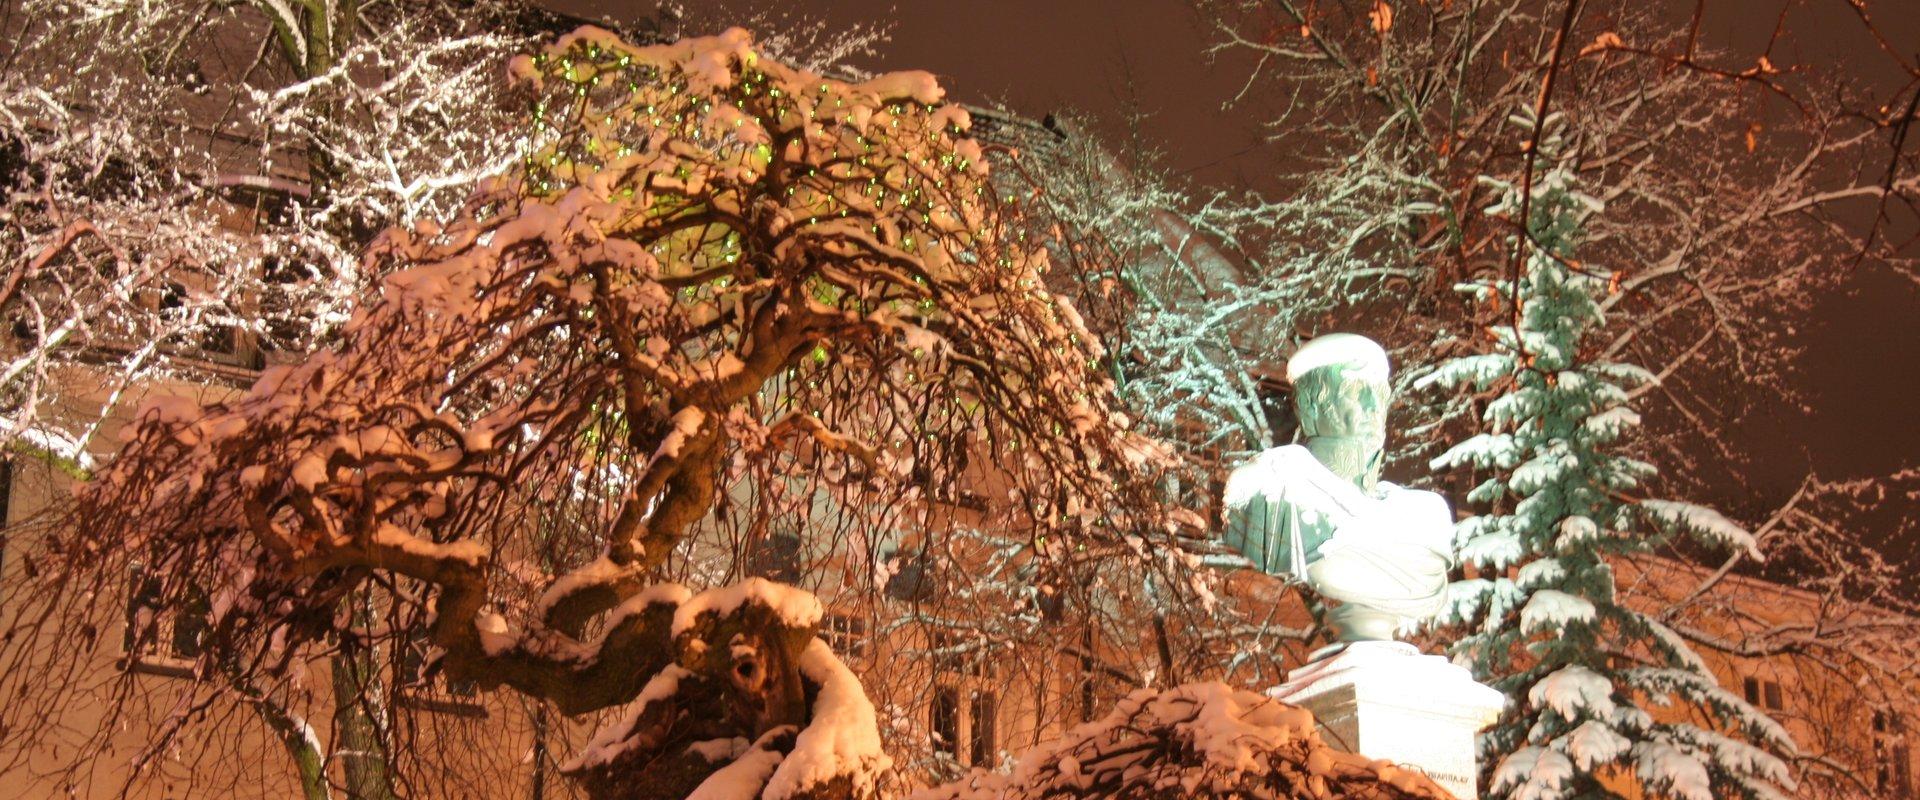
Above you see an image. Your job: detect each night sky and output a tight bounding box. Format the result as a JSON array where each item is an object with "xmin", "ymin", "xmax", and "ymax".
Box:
[{"xmin": 553, "ymin": 0, "xmax": 1918, "ymax": 532}]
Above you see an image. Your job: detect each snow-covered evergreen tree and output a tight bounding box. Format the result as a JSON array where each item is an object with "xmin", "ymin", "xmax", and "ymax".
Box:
[{"xmin": 1418, "ymin": 113, "xmax": 1796, "ymax": 800}]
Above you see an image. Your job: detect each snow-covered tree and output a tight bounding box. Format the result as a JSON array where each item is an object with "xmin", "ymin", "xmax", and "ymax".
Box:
[
  {"xmin": 3, "ymin": 5, "xmax": 927, "ymax": 796},
  {"xmin": 1418, "ymin": 117, "xmax": 1796, "ymax": 800},
  {"xmin": 965, "ymin": 108, "xmax": 1374, "ymax": 716},
  {"xmin": 1, "ymin": 2, "xmax": 577, "ymax": 796},
  {"xmin": 0, "ymin": 0, "xmax": 551, "ymax": 465},
  {"xmin": 1006, "ymin": 114, "xmax": 1273, "ymax": 457},
  {"xmin": 2, "ymin": 26, "xmax": 1183, "ymax": 800}
]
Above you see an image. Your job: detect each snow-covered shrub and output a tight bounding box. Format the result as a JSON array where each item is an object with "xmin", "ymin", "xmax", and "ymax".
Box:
[{"xmin": 915, "ymin": 683, "xmax": 1450, "ymax": 800}]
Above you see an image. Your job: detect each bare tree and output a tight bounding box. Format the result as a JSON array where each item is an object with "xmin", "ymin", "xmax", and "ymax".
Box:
[{"xmin": 1184, "ymin": 0, "xmax": 1916, "ymax": 485}]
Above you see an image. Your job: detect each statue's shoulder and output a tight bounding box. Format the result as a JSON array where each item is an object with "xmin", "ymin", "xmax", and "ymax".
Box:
[
  {"xmin": 1229, "ymin": 445, "xmax": 1317, "ymax": 479},
  {"xmin": 1254, "ymin": 443, "xmax": 1316, "ymax": 468},
  {"xmin": 1375, "ymin": 482, "xmax": 1456, "ymax": 554},
  {"xmin": 1223, "ymin": 445, "xmax": 1320, "ymax": 508},
  {"xmin": 1376, "ymin": 481, "xmax": 1451, "ymax": 515}
]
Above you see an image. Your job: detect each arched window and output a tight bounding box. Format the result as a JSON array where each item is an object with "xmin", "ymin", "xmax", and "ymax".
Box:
[
  {"xmin": 930, "ymin": 687, "xmax": 960, "ymax": 759},
  {"xmin": 122, "ymin": 565, "xmax": 209, "ymax": 675},
  {"xmin": 969, "ymin": 691, "xmax": 997, "ymax": 767}
]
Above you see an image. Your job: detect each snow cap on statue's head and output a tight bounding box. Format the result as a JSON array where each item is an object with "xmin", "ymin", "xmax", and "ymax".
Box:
[{"xmin": 1286, "ymin": 333, "xmax": 1390, "ymax": 386}]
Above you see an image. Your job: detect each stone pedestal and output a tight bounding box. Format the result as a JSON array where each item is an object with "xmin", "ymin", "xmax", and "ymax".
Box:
[{"xmin": 1269, "ymin": 642, "xmax": 1506, "ymax": 799}]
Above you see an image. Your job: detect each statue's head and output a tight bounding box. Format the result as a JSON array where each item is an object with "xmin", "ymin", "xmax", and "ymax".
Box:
[{"xmin": 1286, "ymin": 334, "xmax": 1390, "ymax": 490}]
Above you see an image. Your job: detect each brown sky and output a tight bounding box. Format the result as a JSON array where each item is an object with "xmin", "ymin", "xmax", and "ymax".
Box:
[{"xmin": 552, "ymin": 0, "xmax": 1918, "ymax": 535}]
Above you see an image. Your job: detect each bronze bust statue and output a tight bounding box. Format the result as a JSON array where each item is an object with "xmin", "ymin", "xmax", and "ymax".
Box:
[{"xmin": 1222, "ymin": 334, "xmax": 1456, "ymax": 642}]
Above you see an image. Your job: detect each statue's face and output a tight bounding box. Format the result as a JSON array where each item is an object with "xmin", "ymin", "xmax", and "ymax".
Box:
[
  {"xmin": 1292, "ymin": 364, "xmax": 1389, "ymax": 485},
  {"xmin": 1292, "ymin": 364, "xmax": 1389, "ymax": 437}
]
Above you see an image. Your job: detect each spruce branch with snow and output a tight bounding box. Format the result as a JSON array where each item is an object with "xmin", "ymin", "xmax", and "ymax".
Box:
[
  {"xmin": 1637, "ymin": 467, "xmax": 1920, "ymax": 798},
  {"xmin": 1420, "ymin": 117, "xmax": 1795, "ymax": 800}
]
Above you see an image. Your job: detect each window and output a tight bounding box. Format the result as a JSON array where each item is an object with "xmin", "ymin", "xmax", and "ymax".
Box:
[
  {"xmin": 969, "ymin": 691, "xmax": 997, "ymax": 767},
  {"xmin": 929, "ymin": 630, "xmax": 990, "ymax": 679},
  {"xmin": 152, "ymin": 280, "xmax": 260, "ymax": 370},
  {"xmin": 930, "ymin": 688, "xmax": 959, "ymax": 759},
  {"xmin": 123, "ymin": 568, "xmax": 209, "ymax": 674},
  {"xmin": 138, "ymin": 234, "xmax": 289, "ymax": 373},
  {"xmin": 214, "ymin": 176, "xmax": 304, "ymax": 233},
  {"xmin": 260, "ymin": 256, "xmax": 316, "ymax": 352},
  {"xmin": 935, "ymin": 488, "xmax": 989, "ymax": 512},
  {"xmin": 1876, "ymin": 711, "xmax": 1911, "ymax": 794},
  {"xmin": 884, "ymin": 548, "xmax": 934, "ymax": 603},
  {"xmin": 820, "ymin": 614, "xmax": 869, "ymax": 659},
  {"xmin": 915, "ymin": 466, "xmax": 986, "ymax": 512},
  {"xmin": 746, "ymin": 532, "xmax": 803, "ymax": 583},
  {"xmin": 1742, "ymin": 676, "xmax": 1783, "ymax": 711}
]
